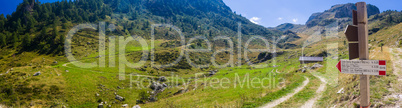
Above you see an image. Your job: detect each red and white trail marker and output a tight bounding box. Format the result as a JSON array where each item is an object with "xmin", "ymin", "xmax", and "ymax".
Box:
[{"xmin": 336, "ymin": 60, "xmax": 387, "ymax": 75}]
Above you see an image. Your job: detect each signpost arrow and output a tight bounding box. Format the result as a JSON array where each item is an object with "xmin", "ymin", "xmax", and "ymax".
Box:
[{"xmin": 336, "ymin": 60, "xmax": 387, "ymax": 76}]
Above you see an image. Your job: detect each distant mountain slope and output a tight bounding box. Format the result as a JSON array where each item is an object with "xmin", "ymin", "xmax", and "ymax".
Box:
[
  {"xmin": 274, "ymin": 3, "xmax": 380, "ymax": 34},
  {"xmin": 368, "ymin": 10, "xmax": 402, "ymax": 35},
  {"xmin": 275, "ymin": 23, "xmax": 305, "ymax": 32},
  {"xmin": 0, "ymin": 0, "xmax": 282, "ymax": 55},
  {"xmin": 306, "ymin": 3, "xmax": 379, "ymax": 28},
  {"xmin": 369, "ymin": 22, "xmax": 402, "ymax": 47}
]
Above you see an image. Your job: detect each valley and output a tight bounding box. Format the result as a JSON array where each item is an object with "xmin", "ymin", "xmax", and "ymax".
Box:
[{"xmin": 0, "ymin": 0, "xmax": 401, "ymax": 108}]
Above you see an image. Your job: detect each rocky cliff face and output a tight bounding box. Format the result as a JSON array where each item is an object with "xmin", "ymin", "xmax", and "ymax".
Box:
[{"xmin": 306, "ymin": 3, "xmax": 380, "ymax": 28}]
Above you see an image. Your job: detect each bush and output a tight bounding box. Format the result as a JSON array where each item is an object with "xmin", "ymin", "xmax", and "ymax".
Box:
[{"xmin": 138, "ymin": 90, "xmax": 150, "ymax": 104}]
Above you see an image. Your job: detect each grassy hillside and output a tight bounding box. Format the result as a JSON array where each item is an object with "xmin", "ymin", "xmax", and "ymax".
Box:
[{"xmin": 0, "ymin": 0, "xmax": 401, "ymax": 108}]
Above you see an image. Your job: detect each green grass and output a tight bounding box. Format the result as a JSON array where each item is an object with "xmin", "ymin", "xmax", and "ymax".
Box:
[{"xmin": 275, "ymin": 73, "xmax": 319, "ymax": 108}]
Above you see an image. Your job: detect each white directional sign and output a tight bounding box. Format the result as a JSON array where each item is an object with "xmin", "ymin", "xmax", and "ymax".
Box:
[{"xmin": 336, "ymin": 59, "xmax": 386, "ymax": 75}]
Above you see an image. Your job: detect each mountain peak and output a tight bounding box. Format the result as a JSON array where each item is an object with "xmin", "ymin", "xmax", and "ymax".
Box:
[{"xmin": 306, "ymin": 3, "xmax": 380, "ymax": 27}]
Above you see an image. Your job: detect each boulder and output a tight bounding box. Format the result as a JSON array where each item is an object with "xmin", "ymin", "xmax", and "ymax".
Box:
[
  {"xmin": 208, "ymin": 70, "xmax": 216, "ymax": 76},
  {"xmin": 149, "ymin": 97, "xmax": 157, "ymax": 102},
  {"xmin": 132, "ymin": 105, "xmax": 141, "ymax": 108},
  {"xmin": 162, "ymin": 83, "xmax": 168, "ymax": 87},
  {"xmin": 122, "ymin": 104, "xmax": 128, "ymax": 107},
  {"xmin": 115, "ymin": 95, "xmax": 124, "ymax": 101},
  {"xmin": 150, "ymin": 82, "xmax": 163, "ymax": 91},
  {"xmin": 158, "ymin": 76, "xmax": 167, "ymax": 82},
  {"xmin": 98, "ymin": 102, "xmax": 104, "ymax": 108},
  {"xmin": 33, "ymin": 71, "xmax": 41, "ymax": 76},
  {"xmin": 310, "ymin": 63, "xmax": 323, "ymax": 69}
]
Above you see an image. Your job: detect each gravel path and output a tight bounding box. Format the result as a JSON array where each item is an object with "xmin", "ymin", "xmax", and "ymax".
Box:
[
  {"xmin": 301, "ymin": 74, "xmax": 327, "ymax": 108},
  {"xmin": 260, "ymin": 76, "xmax": 310, "ymax": 108}
]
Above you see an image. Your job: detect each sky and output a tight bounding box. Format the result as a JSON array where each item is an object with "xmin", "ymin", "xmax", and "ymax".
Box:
[
  {"xmin": 0, "ymin": 0, "xmax": 61, "ymax": 17},
  {"xmin": 1, "ymin": 0, "xmax": 401, "ymax": 27},
  {"xmin": 223, "ymin": 0, "xmax": 402, "ymax": 27}
]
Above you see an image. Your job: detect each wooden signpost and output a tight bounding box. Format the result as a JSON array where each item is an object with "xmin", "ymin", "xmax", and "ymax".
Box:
[
  {"xmin": 336, "ymin": 60, "xmax": 386, "ymax": 75},
  {"xmin": 340, "ymin": 2, "xmax": 388, "ymax": 108}
]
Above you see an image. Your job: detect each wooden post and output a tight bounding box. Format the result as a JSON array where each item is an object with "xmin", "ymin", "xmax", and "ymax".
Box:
[{"xmin": 356, "ymin": 2, "xmax": 370, "ymax": 108}]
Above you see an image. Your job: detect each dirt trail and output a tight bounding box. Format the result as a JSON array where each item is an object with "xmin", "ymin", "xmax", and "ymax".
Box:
[
  {"xmin": 387, "ymin": 48, "xmax": 402, "ymax": 108},
  {"xmin": 301, "ymin": 74, "xmax": 327, "ymax": 108},
  {"xmin": 260, "ymin": 76, "xmax": 310, "ymax": 108}
]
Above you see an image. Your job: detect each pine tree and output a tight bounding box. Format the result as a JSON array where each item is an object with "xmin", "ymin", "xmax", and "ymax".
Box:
[
  {"xmin": 12, "ymin": 33, "xmax": 18, "ymax": 48},
  {"xmin": 53, "ymin": 24, "xmax": 59, "ymax": 45},
  {"xmin": 22, "ymin": 34, "xmax": 31, "ymax": 48},
  {"xmin": 59, "ymin": 35, "xmax": 65, "ymax": 45},
  {"xmin": 0, "ymin": 33, "xmax": 6, "ymax": 47}
]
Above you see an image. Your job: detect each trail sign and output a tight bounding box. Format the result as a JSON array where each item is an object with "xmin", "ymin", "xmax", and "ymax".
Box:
[
  {"xmin": 336, "ymin": 60, "xmax": 386, "ymax": 75},
  {"xmin": 343, "ymin": 2, "xmax": 372, "ymax": 107}
]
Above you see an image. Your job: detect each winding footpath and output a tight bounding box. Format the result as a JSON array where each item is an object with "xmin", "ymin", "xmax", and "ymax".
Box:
[
  {"xmin": 260, "ymin": 76, "xmax": 310, "ymax": 108},
  {"xmin": 389, "ymin": 48, "xmax": 402, "ymax": 107},
  {"xmin": 301, "ymin": 74, "xmax": 327, "ymax": 108}
]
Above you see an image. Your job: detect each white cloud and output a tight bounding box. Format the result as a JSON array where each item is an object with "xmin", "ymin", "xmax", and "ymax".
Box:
[
  {"xmin": 292, "ymin": 18, "xmax": 298, "ymax": 23},
  {"xmin": 278, "ymin": 17, "xmax": 283, "ymax": 20},
  {"xmin": 249, "ymin": 17, "xmax": 261, "ymax": 24}
]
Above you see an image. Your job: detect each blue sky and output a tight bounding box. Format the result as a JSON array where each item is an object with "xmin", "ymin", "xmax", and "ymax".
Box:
[
  {"xmin": 223, "ymin": 0, "xmax": 402, "ymax": 27},
  {"xmin": 1, "ymin": 0, "xmax": 401, "ymax": 27},
  {"xmin": 0, "ymin": 0, "xmax": 61, "ymax": 17}
]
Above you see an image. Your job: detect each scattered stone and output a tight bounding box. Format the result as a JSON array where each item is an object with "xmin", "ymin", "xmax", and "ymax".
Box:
[
  {"xmin": 158, "ymin": 76, "xmax": 167, "ymax": 82},
  {"xmin": 115, "ymin": 95, "xmax": 124, "ymax": 101},
  {"xmin": 122, "ymin": 104, "xmax": 128, "ymax": 107},
  {"xmin": 10, "ymin": 68, "xmax": 13, "ymax": 71},
  {"xmin": 65, "ymin": 70, "xmax": 69, "ymax": 72},
  {"xmin": 301, "ymin": 69, "xmax": 306, "ymax": 73},
  {"xmin": 98, "ymin": 102, "xmax": 104, "ymax": 108},
  {"xmin": 150, "ymin": 82, "xmax": 163, "ymax": 91},
  {"xmin": 33, "ymin": 71, "xmax": 41, "ymax": 76},
  {"xmin": 310, "ymin": 63, "xmax": 323, "ymax": 69},
  {"xmin": 208, "ymin": 70, "xmax": 217, "ymax": 76},
  {"xmin": 337, "ymin": 88, "xmax": 344, "ymax": 94},
  {"xmin": 149, "ymin": 97, "xmax": 157, "ymax": 102},
  {"xmin": 54, "ymin": 61, "xmax": 58, "ymax": 64},
  {"xmin": 136, "ymin": 100, "xmax": 144, "ymax": 104},
  {"xmin": 117, "ymin": 86, "xmax": 121, "ymax": 89},
  {"xmin": 96, "ymin": 93, "xmax": 100, "ymax": 97},
  {"xmin": 132, "ymin": 105, "xmax": 141, "ymax": 108},
  {"xmin": 108, "ymin": 105, "xmax": 111, "ymax": 108},
  {"xmin": 162, "ymin": 83, "xmax": 168, "ymax": 87}
]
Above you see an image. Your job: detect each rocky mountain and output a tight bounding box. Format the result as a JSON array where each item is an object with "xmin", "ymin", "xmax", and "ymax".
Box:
[
  {"xmin": 274, "ymin": 23, "xmax": 305, "ymax": 32},
  {"xmin": 275, "ymin": 3, "xmax": 380, "ymax": 33},
  {"xmin": 306, "ymin": 3, "xmax": 380, "ymax": 28}
]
